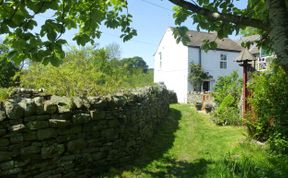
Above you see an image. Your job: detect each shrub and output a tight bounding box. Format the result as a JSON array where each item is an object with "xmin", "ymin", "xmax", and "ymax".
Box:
[
  {"xmin": 219, "ymin": 140, "xmax": 288, "ymax": 178},
  {"xmin": 19, "ymin": 48, "xmax": 153, "ymax": 97},
  {"xmin": 0, "ymin": 88, "xmax": 12, "ymax": 101},
  {"xmin": 213, "ymin": 107, "xmax": 241, "ymax": 126},
  {"xmin": 189, "ymin": 63, "xmax": 211, "ymax": 91},
  {"xmin": 248, "ymin": 61, "xmax": 288, "ymax": 154},
  {"xmin": 0, "ymin": 43, "xmax": 19, "ymax": 88},
  {"xmin": 213, "ymin": 71, "xmax": 242, "ymax": 106},
  {"xmin": 20, "ymin": 61, "xmax": 105, "ymax": 96},
  {"xmin": 269, "ymin": 133, "xmax": 288, "ymax": 154},
  {"xmin": 213, "ymin": 94, "xmax": 241, "ymax": 125},
  {"xmin": 212, "ymin": 72, "xmax": 242, "ymax": 125}
]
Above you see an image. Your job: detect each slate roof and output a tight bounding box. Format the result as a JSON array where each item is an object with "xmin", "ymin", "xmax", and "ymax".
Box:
[{"xmin": 185, "ymin": 30, "xmax": 243, "ymax": 52}]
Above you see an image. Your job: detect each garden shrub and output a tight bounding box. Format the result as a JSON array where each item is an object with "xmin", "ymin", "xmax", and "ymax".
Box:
[
  {"xmin": 0, "ymin": 43, "xmax": 19, "ymax": 88},
  {"xmin": 213, "ymin": 94, "xmax": 242, "ymax": 125},
  {"xmin": 248, "ymin": 61, "xmax": 288, "ymax": 154},
  {"xmin": 0, "ymin": 58, "xmax": 18, "ymax": 88},
  {"xmin": 20, "ymin": 61, "xmax": 105, "ymax": 96},
  {"xmin": 219, "ymin": 139, "xmax": 288, "ymax": 178},
  {"xmin": 212, "ymin": 72, "xmax": 242, "ymax": 125},
  {"xmin": 19, "ymin": 48, "xmax": 154, "ymax": 97},
  {"xmin": 189, "ymin": 63, "xmax": 211, "ymax": 91},
  {"xmin": 213, "ymin": 71, "xmax": 242, "ymax": 106},
  {"xmin": 0, "ymin": 87, "xmax": 12, "ymax": 101}
]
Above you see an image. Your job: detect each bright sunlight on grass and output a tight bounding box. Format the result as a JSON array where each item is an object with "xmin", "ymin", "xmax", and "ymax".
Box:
[{"xmin": 99, "ymin": 104, "xmax": 288, "ymax": 178}]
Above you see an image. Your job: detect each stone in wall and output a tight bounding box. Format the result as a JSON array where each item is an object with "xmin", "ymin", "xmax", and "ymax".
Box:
[{"xmin": 0, "ymin": 84, "xmax": 176, "ymax": 177}]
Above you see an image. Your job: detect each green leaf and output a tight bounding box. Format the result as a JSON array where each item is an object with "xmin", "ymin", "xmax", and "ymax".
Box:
[
  {"xmin": 73, "ymin": 33, "xmax": 90, "ymax": 46},
  {"xmin": 172, "ymin": 26, "xmax": 190, "ymax": 45},
  {"xmin": 0, "ymin": 24, "xmax": 9, "ymax": 34},
  {"xmin": 12, "ymin": 39, "xmax": 27, "ymax": 49},
  {"xmin": 7, "ymin": 50, "xmax": 18, "ymax": 59},
  {"xmin": 173, "ymin": 6, "xmax": 192, "ymax": 25},
  {"xmin": 50, "ymin": 56, "xmax": 61, "ymax": 66},
  {"xmin": 47, "ymin": 30, "xmax": 57, "ymax": 41},
  {"xmin": 0, "ymin": 0, "xmax": 135, "ymax": 65},
  {"xmin": 10, "ymin": 52, "xmax": 26, "ymax": 66},
  {"xmin": 56, "ymin": 39, "xmax": 67, "ymax": 45},
  {"xmin": 26, "ymin": 20, "xmax": 37, "ymax": 30}
]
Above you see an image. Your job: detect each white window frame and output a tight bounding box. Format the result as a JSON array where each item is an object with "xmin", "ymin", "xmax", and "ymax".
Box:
[{"xmin": 220, "ymin": 54, "xmax": 227, "ymax": 69}]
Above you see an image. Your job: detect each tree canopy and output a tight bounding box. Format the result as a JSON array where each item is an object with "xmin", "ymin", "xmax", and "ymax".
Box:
[
  {"xmin": 0, "ymin": 0, "xmax": 136, "ymax": 66},
  {"xmin": 1, "ymin": 0, "xmax": 288, "ymax": 72},
  {"xmin": 121, "ymin": 56, "xmax": 148, "ymax": 73},
  {"xmin": 19, "ymin": 47, "xmax": 153, "ymax": 96},
  {"xmin": 170, "ymin": 0, "xmax": 288, "ymax": 72},
  {"xmin": 0, "ymin": 43, "xmax": 18, "ymax": 87}
]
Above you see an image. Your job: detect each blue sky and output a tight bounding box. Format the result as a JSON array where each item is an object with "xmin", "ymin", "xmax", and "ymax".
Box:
[
  {"xmin": 54, "ymin": 0, "xmax": 193, "ymax": 68},
  {"xmin": 37, "ymin": 0, "xmax": 247, "ymax": 68},
  {"xmin": 97, "ymin": 0, "xmax": 191, "ymax": 68},
  {"xmin": 96, "ymin": 0, "xmax": 247, "ymax": 68}
]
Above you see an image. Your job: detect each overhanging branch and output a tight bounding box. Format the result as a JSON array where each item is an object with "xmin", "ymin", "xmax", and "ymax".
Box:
[{"xmin": 168, "ymin": 0, "xmax": 270, "ymax": 31}]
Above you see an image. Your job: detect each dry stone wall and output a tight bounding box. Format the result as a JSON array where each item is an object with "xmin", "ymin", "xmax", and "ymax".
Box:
[{"xmin": 0, "ymin": 85, "xmax": 177, "ymax": 178}]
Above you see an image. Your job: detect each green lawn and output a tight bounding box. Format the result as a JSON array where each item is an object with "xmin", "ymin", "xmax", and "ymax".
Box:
[{"xmin": 100, "ymin": 104, "xmax": 288, "ymax": 178}]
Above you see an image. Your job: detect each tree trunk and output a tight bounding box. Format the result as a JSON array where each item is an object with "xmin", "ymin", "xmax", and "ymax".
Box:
[{"xmin": 267, "ymin": 0, "xmax": 288, "ymax": 72}]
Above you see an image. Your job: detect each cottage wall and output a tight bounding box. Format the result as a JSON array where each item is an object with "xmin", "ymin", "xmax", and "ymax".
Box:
[
  {"xmin": 154, "ymin": 28, "xmax": 189, "ymax": 103},
  {"xmin": 154, "ymin": 28, "xmax": 243, "ymax": 103},
  {"xmin": 188, "ymin": 47, "xmax": 242, "ymax": 92}
]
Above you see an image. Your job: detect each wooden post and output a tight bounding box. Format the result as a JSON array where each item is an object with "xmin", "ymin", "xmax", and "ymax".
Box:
[
  {"xmin": 243, "ymin": 61, "xmax": 248, "ymax": 117},
  {"xmin": 235, "ymin": 48, "xmax": 255, "ymax": 118}
]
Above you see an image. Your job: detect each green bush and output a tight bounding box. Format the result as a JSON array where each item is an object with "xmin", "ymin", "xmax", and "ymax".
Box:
[
  {"xmin": 269, "ymin": 133, "xmax": 288, "ymax": 154},
  {"xmin": 19, "ymin": 47, "xmax": 153, "ymax": 97},
  {"xmin": 248, "ymin": 61, "xmax": 288, "ymax": 154},
  {"xmin": 0, "ymin": 43, "xmax": 19, "ymax": 88},
  {"xmin": 212, "ymin": 72, "xmax": 242, "ymax": 125},
  {"xmin": 213, "ymin": 108, "xmax": 241, "ymax": 126},
  {"xmin": 0, "ymin": 87, "xmax": 12, "ymax": 101},
  {"xmin": 189, "ymin": 63, "xmax": 211, "ymax": 91},
  {"xmin": 213, "ymin": 71, "xmax": 242, "ymax": 106},
  {"xmin": 218, "ymin": 140, "xmax": 288, "ymax": 178},
  {"xmin": 20, "ymin": 61, "xmax": 105, "ymax": 96}
]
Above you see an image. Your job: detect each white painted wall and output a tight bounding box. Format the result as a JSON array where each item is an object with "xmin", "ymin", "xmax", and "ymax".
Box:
[
  {"xmin": 188, "ymin": 47, "xmax": 200, "ymax": 64},
  {"xmin": 154, "ymin": 28, "xmax": 189, "ymax": 103},
  {"xmin": 187, "ymin": 47, "xmax": 200, "ymax": 92},
  {"xmin": 154, "ymin": 28, "xmax": 243, "ymax": 103},
  {"xmin": 201, "ymin": 50, "xmax": 242, "ymax": 80},
  {"xmin": 201, "ymin": 50, "xmax": 242, "ymax": 90},
  {"xmin": 188, "ymin": 47, "xmax": 242, "ymax": 92}
]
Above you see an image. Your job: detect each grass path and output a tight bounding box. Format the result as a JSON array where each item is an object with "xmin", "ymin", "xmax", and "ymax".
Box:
[
  {"xmin": 169, "ymin": 105, "xmax": 245, "ymax": 162},
  {"xmin": 101, "ymin": 104, "xmax": 288, "ymax": 178}
]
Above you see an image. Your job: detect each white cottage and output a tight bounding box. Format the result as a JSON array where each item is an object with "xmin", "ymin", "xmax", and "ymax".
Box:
[{"xmin": 154, "ymin": 28, "xmax": 243, "ymax": 103}]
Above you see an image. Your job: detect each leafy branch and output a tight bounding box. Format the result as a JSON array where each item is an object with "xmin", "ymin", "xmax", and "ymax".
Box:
[
  {"xmin": 0, "ymin": 0, "xmax": 137, "ymax": 66},
  {"xmin": 169, "ymin": 0, "xmax": 270, "ymax": 31}
]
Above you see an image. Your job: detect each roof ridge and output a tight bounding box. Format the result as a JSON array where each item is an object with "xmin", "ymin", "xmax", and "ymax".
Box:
[
  {"xmin": 168, "ymin": 27, "xmax": 243, "ymax": 52},
  {"xmin": 188, "ymin": 29, "xmax": 217, "ymax": 34},
  {"xmin": 169, "ymin": 27, "xmax": 216, "ymax": 34}
]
